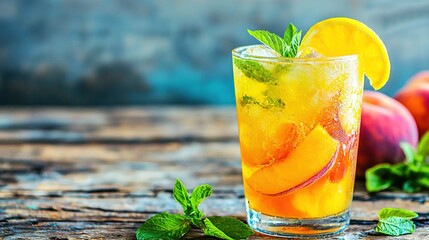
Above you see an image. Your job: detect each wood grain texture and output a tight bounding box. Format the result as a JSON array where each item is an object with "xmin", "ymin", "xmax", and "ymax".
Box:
[{"xmin": 0, "ymin": 107, "xmax": 428, "ymax": 239}]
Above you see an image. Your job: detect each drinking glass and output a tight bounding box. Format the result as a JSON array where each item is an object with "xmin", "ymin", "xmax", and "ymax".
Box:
[{"xmin": 232, "ymin": 45, "xmax": 363, "ymax": 237}]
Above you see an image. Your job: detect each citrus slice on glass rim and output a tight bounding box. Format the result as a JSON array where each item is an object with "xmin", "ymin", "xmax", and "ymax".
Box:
[{"xmin": 300, "ymin": 17, "xmax": 390, "ymax": 90}]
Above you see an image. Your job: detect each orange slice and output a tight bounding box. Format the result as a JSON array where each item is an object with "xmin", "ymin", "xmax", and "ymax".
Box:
[
  {"xmin": 300, "ymin": 17, "xmax": 390, "ymax": 90},
  {"xmin": 246, "ymin": 125, "xmax": 339, "ymax": 195}
]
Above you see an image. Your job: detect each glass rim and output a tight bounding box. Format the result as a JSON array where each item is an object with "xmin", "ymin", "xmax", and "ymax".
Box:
[{"xmin": 232, "ymin": 45, "xmax": 358, "ymax": 63}]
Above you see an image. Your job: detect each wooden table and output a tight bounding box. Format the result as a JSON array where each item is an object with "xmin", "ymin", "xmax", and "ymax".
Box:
[{"xmin": 0, "ymin": 107, "xmax": 428, "ymax": 239}]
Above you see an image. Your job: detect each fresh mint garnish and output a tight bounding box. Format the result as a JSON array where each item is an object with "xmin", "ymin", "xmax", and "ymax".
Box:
[
  {"xmin": 233, "ymin": 58, "xmax": 275, "ymax": 84},
  {"xmin": 247, "ymin": 30, "xmax": 286, "ymax": 57},
  {"xmin": 136, "ymin": 179, "xmax": 253, "ymax": 240},
  {"xmin": 248, "ymin": 23, "xmax": 302, "ymax": 58},
  {"xmin": 365, "ymin": 131, "xmax": 429, "ymax": 193},
  {"xmin": 374, "ymin": 208, "xmax": 418, "ymax": 236}
]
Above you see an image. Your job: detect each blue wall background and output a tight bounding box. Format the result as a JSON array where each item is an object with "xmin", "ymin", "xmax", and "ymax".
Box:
[{"xmin": 0, "ymin": 0, "xmax": 429, "ymax": 105}]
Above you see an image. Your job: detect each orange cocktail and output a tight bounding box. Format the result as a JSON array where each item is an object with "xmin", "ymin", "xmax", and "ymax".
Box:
[{"xmin": 233, "ymin": 46, "xmax": 362, "ymax": 236}]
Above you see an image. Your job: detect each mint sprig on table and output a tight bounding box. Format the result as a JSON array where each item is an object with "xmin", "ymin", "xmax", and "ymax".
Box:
[
  {"xmin": 374, "ymin": 208, "xmax": 418, "ymax": 236},
  {"xmin": 365, "ymin": 131, "xmax": 429, "ymax": 193},
  {"xmin": 136, "ymin": 179, "xmax": 253, "ymax": 240}
]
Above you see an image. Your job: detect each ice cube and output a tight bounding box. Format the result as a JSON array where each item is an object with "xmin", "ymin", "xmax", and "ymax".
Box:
[
  {"xmin": 242, "ymin": 45, "xmax": 280, "ymax": 58},
  {"xmin": 296, "ymin": 47, "xmax": 324, "ymax": 58}
]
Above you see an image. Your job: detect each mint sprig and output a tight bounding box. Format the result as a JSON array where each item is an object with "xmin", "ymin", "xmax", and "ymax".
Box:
[
  {"xmin": 375, "ymin": 208, "xmax": 418, "ymax": 236},
  {"xmin": 248, "ymin": 23, "xmax": 302, "ymax": 58},
  {"xmin": 365, "ymin": 131, "xmax": 429, "ymax": 193},
  {"xmin": 136, "ymin": 179, "xmax": 253, "ymax": 240}
]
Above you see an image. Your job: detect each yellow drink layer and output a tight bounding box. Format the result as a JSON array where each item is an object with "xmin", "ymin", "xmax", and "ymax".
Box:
[{"xmin": 233, "ymin": 48, "xmax": 363, "ymax": 218}]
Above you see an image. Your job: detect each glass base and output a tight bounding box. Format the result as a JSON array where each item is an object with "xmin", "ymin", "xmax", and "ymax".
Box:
[{"xmin": 247, "ymin": 207, "xmax": 350, "ymax": 238}]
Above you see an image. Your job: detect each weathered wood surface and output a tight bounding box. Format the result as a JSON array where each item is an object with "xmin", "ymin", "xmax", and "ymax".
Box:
[{"xmin": 0, "ymin": 107, "xmax": 428, "ymax": 239}]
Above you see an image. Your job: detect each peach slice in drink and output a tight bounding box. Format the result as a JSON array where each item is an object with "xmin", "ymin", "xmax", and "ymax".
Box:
[
  {"xmin": 246, "ymin": 125, "xmax": 339, "ymax": 195},
  {"xmin": 239, "ymin": 121, "xmax": 304, "ymax": 167},
  {"xmin": 268, "ymin": 122, "xmax": 305, "ymax": 162}
]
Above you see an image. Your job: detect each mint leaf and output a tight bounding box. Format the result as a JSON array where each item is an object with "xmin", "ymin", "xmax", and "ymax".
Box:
[
  {"xmin": 400, "ymin": 142, "xmax": 416, "ymax": 164},
  {"xmin": 203, "ymin": 217, "xmax": 253, "ymax": 240},
  {"xmin": 417, "ymin": 131, "xmax": 429, "ymax": 162},
  {"xmin": 416, "ymin": 164, "xmax": 429, "ymax": 186},
  {"xmin": 247, "ymin": 23, "xmax": 302, "ymax": 57},
  {"xmin": 283, "ymin": 23, "xmax": 297, "ymax": 45},
  {"xmin": 289, "ymin": 30, "xmax": 302, "ymax": 58},
  {"xmin": 365, "ymin": 164, "xmax": 394, "ymax": 192},
  {"xmin": 191, "ymin": 184, "xmax": 212, "ymax": 207},
  {"xmin": 375, "ymin": 216, "xmax": 416, "ymax": 236},
  {"xmin": 378, "ymin": 208, "xmax": 418, "ymax": 220},
  {"xmin": 390, "ymin": 162, "xmax": 407, "ymax": 176},
  {"xmin": 240, "ymin": 95, "xmax": 259, "ymax": 107},
  {"xmin": 173, "ymin": 179, "xmax": 192, "ymax": 215},
  {"xmin": 233, "ymin": 58, "xmax": 274, "ymax": 84},
  {"xmin": 403, "ymin": 180, "xmax": 421, "ymax": 193},
  {"xmin": 375, "ymin": 208, "xmax": 418, "ymax": 236},
  {"xmin": 187, "ymin": 184, "xmax": 213, "ymax": 226},
  {"xmin": 240, "ymin": 95, "xmax": 285, "ymax": 109},
  {"xmin": 203, "ymin": 218, "xmax": 233, "ymax": 240},
  {"xmin": 136, "ymin": 213, "xmax": 190, "ymax": 240},
  {"xmin": 263, "ymin": 97, "xmax": 285, "ymax": 108},
  {"xmin": 417, "ymin": 173, "xmax": 429, "ymax": 187},
  {"xmin": 248, "ymin": 29, "xmax": 287, "ymax": 57}
]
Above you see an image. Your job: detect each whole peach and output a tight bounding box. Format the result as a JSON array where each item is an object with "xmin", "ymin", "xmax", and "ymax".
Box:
[
  {"xmin": 356, "ymin": 91, "xmax": 418, "ymax": 177},
  {"xmin": 395, "ymin": 71, "xmax": 429, "ymax": 137},
  {"xmin": 405, "ymin": 71, "xmax": 429, "ymax": 88}
]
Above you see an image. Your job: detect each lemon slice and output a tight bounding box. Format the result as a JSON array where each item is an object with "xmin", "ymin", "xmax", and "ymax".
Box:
[{"xmin": 300, "ymin": 17, "xmax": 390, "ymax": 90}]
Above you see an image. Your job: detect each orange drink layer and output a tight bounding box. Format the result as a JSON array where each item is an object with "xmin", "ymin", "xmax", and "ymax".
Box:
[{"xmin": 233, "ymin": 47, "xmax": 363, "ymax": 220}]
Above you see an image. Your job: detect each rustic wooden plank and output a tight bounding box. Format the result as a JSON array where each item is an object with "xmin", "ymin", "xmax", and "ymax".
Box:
[
  {"xmin": 0, "ymin": 107, "xmax": 238, "ymax": 143},
  {"xmin": 1, "ymin": 187, "xmax": 428, "ymax": 221},
  {"xmin": 0, "ymin": 142, "xmax": 242, "ymax": 193}
]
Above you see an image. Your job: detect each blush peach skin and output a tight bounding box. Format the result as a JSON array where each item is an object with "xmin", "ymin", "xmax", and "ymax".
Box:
[
  {"xmin": 395, "ymin": 71, "xmax": 429, "ymax": 138},
  {"xmin": 356, "ymin": 91, "xmax": 418, "ymax": 177}
]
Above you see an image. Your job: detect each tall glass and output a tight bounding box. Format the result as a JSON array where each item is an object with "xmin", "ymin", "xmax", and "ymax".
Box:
[{"xmin": 232, "ymin": 45, "xmax": 363, "ymax": 237}]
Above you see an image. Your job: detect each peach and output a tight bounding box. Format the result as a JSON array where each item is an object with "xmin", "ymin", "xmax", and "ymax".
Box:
[
  {"xmin": 247, "ymin": 125, "xmax": 339, "ymax": 195},
  {"xmin": 405, "ymin": 71, "xmax": 429, "ymax": 88},
  {"xmin": 356, "ymin": 91, "xmax": 418, "ymax": 177},
  {"xmin": 394, "ymin": 71, "xmax": 429, "ymax": 137}
]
